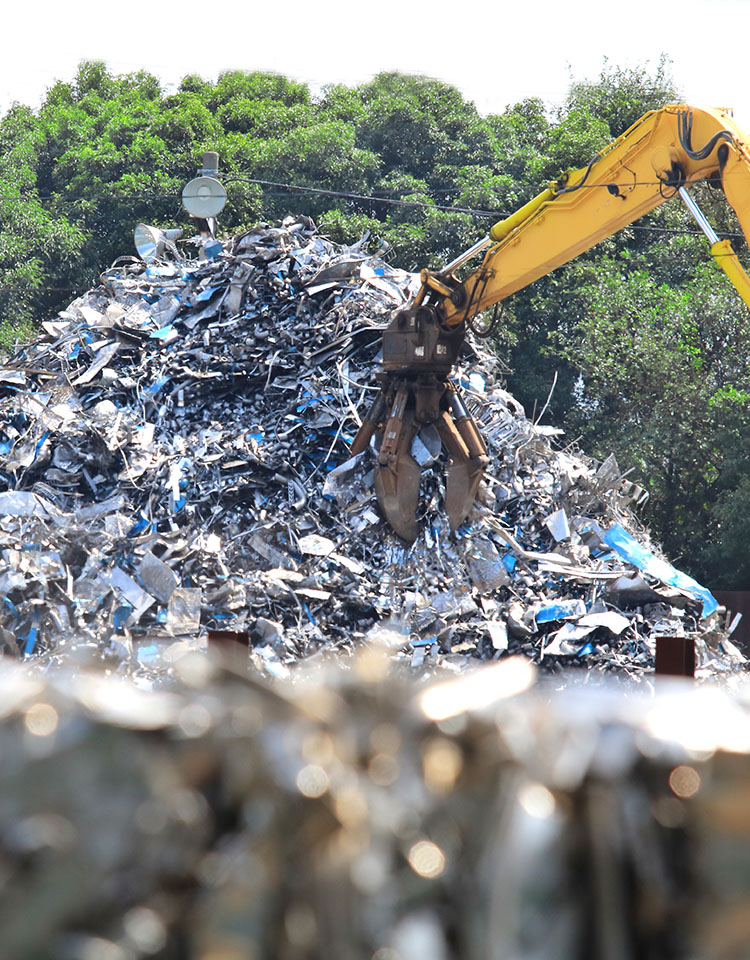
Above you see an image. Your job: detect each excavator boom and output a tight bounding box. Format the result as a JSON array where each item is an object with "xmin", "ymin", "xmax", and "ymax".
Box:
[
  {"xmin": 441, "ymin": 105, "xmax": 750, "ymax": 322},
  {"xmin": 354, "ymin": 104, "xmax": 750, "ymax": 542}
]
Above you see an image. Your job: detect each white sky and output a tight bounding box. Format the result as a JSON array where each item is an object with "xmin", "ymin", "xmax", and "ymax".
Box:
[{"xmin": 4, "ymin": 0, "xmax": 750, "ymax": 127}]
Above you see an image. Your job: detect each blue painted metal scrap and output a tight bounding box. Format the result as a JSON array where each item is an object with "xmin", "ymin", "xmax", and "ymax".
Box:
[{"xmin": 603, "ymin": 523, "xmax": 718, "ymax": 619}]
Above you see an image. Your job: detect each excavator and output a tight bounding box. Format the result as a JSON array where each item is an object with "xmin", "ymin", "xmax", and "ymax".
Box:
[{"xmin": 350, "ymin": 104, "xmax": 750, "ymax": 542}]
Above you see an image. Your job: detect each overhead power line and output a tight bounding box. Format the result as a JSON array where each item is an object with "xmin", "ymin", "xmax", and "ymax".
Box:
[
  {"xmin": 21, "ymin": 176, "xmax": 745, "ymax": 240},
  {"xmin": 220, "ymin": 176, "xmax": 500, "ymax": 217}
]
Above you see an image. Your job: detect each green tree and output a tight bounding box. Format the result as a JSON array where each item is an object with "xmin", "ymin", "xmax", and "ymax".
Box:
[
  {"xmin": 559, "ymin": 259, "xmax": 750, "ymax": 585},
  {"xmin": 565, "ymin": 55, "xmax": 680, "ymax": 137},
  {"xmin": 0, "ymin": 104, "xmax": 84, "ymax": 337}
]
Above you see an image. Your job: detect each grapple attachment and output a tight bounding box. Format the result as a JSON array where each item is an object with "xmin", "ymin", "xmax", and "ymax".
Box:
[
  {"xmin": 351, "ymin": 380, "xmax": 488, "ymax": 543},
  {"xmin": 350, "ymin": 293, "xmax": 489, "ymax": 541}
]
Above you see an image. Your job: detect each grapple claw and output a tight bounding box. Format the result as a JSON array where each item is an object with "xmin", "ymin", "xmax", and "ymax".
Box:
[
  {"xmin": 374, "ymin": 386, "xmax": 421, "ymax": 542},
  {"xmin": 350, "ymin": 391, "xmax": 386, "ymax": 456},
  {"xmin": 436, "ymin": 398, "xmax": 489, "ymax": 532},
  {"xmin": 375, "ymin": 449, "xmax": 421, "ymax": 543},
  {"xmin": 444, "ymin": 459, "xmax": 486, "ymax": 532}
]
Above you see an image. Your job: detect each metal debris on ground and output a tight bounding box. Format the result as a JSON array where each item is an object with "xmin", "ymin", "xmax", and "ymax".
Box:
[{"xmin": 0, "ymin": 217, "xmax": 742, "ymax": 679}]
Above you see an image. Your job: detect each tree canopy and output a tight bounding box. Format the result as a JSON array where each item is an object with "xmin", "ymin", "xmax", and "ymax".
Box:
[{"xmin": 2, "ymin": 58, "xmax": 750, "ymax": 588}]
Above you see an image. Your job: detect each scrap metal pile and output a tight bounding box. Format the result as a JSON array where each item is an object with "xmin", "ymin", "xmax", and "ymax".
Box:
[{"xmin": 0, "ymin": 217, "xmax": 742, "ymax": 676}]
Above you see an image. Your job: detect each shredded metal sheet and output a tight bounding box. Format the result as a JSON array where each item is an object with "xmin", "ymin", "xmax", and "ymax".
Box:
[{"xmin": 0, "ymin": 217, "xmax": 741, "ymax": 680}]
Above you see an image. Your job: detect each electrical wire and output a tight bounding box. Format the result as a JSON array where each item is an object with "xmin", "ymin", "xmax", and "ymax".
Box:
[
  {"xmin": 29, "ymin": 185, "xmax": 497, "ymax": 216},
  {"xmin": 28, "ymin": 177, "xmax": 704, "ymax": 203},
  {"xmin": 217, "ymin": 176, "xmax": 503, "ymax": 218},
  {"xmin": 16, "ymin": 177, "xmax": 747, "ymax": 241}
]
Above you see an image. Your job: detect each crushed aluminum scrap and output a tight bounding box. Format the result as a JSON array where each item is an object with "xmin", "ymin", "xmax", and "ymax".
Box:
[{"xmin": 0, "ymin": 216, "xmax": 743, "ymax": 679}]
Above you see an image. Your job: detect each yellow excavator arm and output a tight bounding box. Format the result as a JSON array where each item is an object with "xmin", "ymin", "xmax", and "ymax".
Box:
[
  {"xmin": 434, "ymin": 104, "xmax": 750, "ymax": 324},
  {"xmin": 353, "ymin": 105, "xmax": 750, "ymax": 542}
]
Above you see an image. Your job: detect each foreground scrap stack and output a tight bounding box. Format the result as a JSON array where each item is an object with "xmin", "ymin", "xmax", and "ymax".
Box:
[
  {"xmin": 0, "ymin": 217, "xmax": 741, "ymax": 675},
  {"xmin": 2, "ymin": 658, "xmax": 750, "ymax": 960}
]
